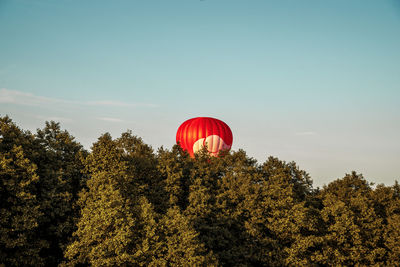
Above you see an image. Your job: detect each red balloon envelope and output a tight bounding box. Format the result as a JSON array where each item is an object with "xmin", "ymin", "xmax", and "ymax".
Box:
[{"xmin": 176, "ymin": 117, "xmax": 233, "ymax": 157}]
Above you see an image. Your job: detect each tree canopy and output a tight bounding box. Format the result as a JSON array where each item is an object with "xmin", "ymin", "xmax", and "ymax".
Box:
[{"xmin": 1, "ymin": 116, "xmax": 399, "ymax": 266}]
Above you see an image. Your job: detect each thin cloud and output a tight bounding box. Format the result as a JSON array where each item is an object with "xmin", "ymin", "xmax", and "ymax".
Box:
[
  {"xmin": 295, "ymin": 131, "xmax": 318, "ymax": 136},
  {"xmin": 33, "ymin": 115, "xmax": 73, "ymax": 123},
  {"xmin": 87, "ymin": 100, "xmax": 158, "ymax": 108},
  {"xmin": 0, "ymin": 88, "xmax": 157, "ymax": 108},
  {"xmin": 97, "ymin": 117, "xmax": 124, "ymax": 123},
  {"xmin": 0, "ymin": 88, "xmax": 71, "ymax": 106}
]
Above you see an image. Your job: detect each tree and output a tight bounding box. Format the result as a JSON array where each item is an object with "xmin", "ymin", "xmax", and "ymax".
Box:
[
  {"xmin": 183, "ymin": 149, "xmax": 231, "ymax": 264},
  {"xmin": 0, "ymin": 117, "xmax": 87, "ymax": 265},
  {"xmin": 212, "ymin": 150, "xmax": 273, "ymax": 266},
  {"xmin": 373, "ymin": 181, "xmax": 400, "ymax": 265},
  {"xmin": 34, "ymin": 121, "xmax": 87, "ymax": 265},
  {"xmin": 3, "ymin": 115, "xmax": 400, "ymax": 266},
  {"xmin": 252, "ymin": 157, "xmax": 319, "ymax": 266},
  {"xmin": 153, "ymin": 206, "xmax": 217, "ymax": 266},
  {"xmin": 0, "ymin": 145, "xmax": 47, "ymax": 266},
  {"xmin": 0, "ymin": 116, "xmax": 36, "ymax": 157},
  {"xmin": 156, "ymin": 145, "xmax": 193, "ymax": 210},
  {"xmin": 313, "ymin": 172, "xmax": 386, "ymax": 265},
  {"xmin": 115, "ymin": 131, "xmax": 164, "ymax": 212},
  {"xmin": 64, "ymin": 133, "xmax": 168, "ymax": 266},
  {"xmin": 64, "ymin": 133, "xmax": 140, "ymax": 265}
]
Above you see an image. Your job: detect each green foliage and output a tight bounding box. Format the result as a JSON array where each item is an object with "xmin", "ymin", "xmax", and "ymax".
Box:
[
  {"xmin": 156, "ymin": 145, "xmax": 193, "ymax": 210},
  {"xmin": 313, "ymin": 172, "xmax": 386, "ymax": 265},
  {"xmin": 373, "ymin": 181, "xmax": 400, "ymax": 265},
  {"xmin": 64, "ymin": 133, "xmax": 139, "ymax": 266},
  {"xmin": 0, "ymin": 116, "xmax": 86, "ymax": 265},
  {"xmin": 34, "ymin": 121, "xmax": 87, "ymax": 265},
  {"xmin": 154, "ymin": 206, "xmax": 217, "ymax": 266},
  {"xmin": 64, "ymin": 133, "xmax": 215, "ymax": 266},
  {"xmin": 0, "ymin": 145, "xmax": 48, "ymax": 266},
  {"xmin": 2, "ymin": 116, "xmax": 400, "ymax": 266}
]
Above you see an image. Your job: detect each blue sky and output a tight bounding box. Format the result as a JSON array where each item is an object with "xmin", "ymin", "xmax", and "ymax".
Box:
[{"xmin": 1, "ymin": 0, "xmax": 399, "ymax": 186}]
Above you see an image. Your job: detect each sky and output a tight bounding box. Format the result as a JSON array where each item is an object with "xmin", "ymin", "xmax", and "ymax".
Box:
[{"xmin": 1, "ymin": 0, "xmax": 399, "ymax": 187}]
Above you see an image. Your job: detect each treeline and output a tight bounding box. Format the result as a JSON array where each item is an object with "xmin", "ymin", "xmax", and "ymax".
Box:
[{"xmin": 1, "ymin": 115, "xmax": 400, "ymax": 266}]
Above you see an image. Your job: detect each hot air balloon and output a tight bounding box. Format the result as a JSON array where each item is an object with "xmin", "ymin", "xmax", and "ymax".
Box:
[{"xmin": 176, "ymin": 117, "xmax": 233, "ymax": 157}]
